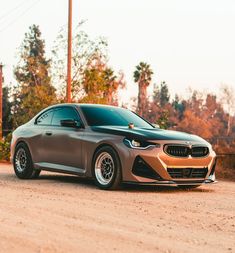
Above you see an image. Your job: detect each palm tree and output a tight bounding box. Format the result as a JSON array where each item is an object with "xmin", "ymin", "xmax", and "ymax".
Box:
[{"xmin": 134, "ymin": 62, "xmax": 153, "ymax": 116}]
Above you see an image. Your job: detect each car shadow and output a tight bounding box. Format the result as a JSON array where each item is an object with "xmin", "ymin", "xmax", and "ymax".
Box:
[
  {"xmin": 36, "ymin": 173, "xmax": 96, "ymax": 187},
  {"xmin": 35, "ymin": 173, "xmax": 214, "ymax": 193}
]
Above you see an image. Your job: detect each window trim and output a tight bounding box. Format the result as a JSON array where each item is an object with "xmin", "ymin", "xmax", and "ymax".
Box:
[
  {"xmin": 35, "ymin": 106, "xmax": 85, "ymax": 128},
  {"xmin": 51, "ymin": 106, "xmax": 84, "ymax": 128}
]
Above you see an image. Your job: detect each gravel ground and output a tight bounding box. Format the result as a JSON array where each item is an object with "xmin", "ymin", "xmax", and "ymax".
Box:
[{"xmin": 0, "ymin": 163, "xmax": 234, "ymax": 253}]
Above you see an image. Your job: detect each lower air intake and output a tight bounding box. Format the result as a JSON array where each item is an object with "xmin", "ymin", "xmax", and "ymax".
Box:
[
  {"xmin": 167, "ymin": 168, "xmax": 208, "ymax": 178},
  {"xmin": 132, "ymin": 156, "xmax": 163, "ymax": 180}
]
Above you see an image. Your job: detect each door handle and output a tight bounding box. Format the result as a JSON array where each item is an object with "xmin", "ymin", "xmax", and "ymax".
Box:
[{"xmin": 45, "ymin": 131, "xmax": 52, "ymax": 136}]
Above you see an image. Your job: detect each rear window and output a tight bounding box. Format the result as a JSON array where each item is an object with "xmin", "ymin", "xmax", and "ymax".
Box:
[{"xmin": 36, "ymin": 110, "xmax": 54, "ymax": 125}]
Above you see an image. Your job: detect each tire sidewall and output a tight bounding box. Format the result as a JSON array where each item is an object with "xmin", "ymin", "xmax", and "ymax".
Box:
[
  {"xmin": 92, "ymin": 146, "xmax": 121, "ymax": 190},
  {"xmin": 13, "ymin": 142, "xmax": 34, "ymax": 179}
]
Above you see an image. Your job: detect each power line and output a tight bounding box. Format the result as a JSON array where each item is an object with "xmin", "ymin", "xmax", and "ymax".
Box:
[
  {"xmin": 0, "ymin": 0, "xmax": 41, "ymax": 33},
  {"xmin": 0, "ymin": 0, "xmax": 30, "ymax": 24}
]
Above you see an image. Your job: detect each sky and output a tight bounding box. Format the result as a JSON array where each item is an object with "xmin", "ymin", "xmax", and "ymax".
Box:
[{"xmin": 0, "ymin": 0, "xmax": 235, "ymax": 102}]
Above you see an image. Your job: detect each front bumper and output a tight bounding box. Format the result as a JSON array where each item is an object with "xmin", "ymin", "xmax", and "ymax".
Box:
[
  {"xmin": 119, "ymin": 140, "xmax": 217, "ymax": 186},
  {"xmin": 123, "ymin": 174, "xmax": 217, "ymax": 187}
]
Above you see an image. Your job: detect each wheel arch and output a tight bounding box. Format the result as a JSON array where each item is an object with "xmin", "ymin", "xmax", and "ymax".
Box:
[
  {"xmin": 92, "ymin": 143, "xmax": 123, "ymax": 178},
  {"xmin": 15, "ymin": 139, "xmax": 30, "ymax": 149},
  {"xmin": 14, "ymin": 140, "xmax": 33, "ymax": 160}
]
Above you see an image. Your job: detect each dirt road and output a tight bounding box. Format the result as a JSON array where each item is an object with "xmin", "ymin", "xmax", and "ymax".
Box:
[{"xmin": 0, "ymin": 163, "xmax": 234, "ymax": 253}]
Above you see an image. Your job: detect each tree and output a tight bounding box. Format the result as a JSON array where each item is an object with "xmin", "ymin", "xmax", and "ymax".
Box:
[
  {"xmin": 80, "ymin": 53, "xmax": 125, "ymax": 104},
  {"xmin": 153, "ymin": 81, "xmax": 170, "ymax": 107},
  {"xmin": 52, "ymin": 24, "xmax": 106, "ymax": 101},
  {"xmin": 156, "ymin": 110, "xmax": 169, "ymax": 129},
  {"xmin": 0, "ymin": 84, "xmax": 12, "ymax": 160},
  {"xmin": 172, "ymin": 94, "xmax": 185, "ymax": 121},
  {"xmin": 220, "ymin": 85, "xmax": 235, "ymax": 136},
  {"xmin": 13, "ymin": 25, "xmax": 57, "ymax": 127},
  {"xmin": 146, "ymin": 81, "xmax": 172, "ymax": 129},
  {"xmin": 134, "ymin": 62, "xmax": 153, "ymax": 116},
  {"xmin": 52, "ymin": 24, "xmax": 125, "ymax": 103},
  {"xmin": 176, "ymin": 91, "xmax": 226, "ymax": 140},
  {"xmin": 2, "ymin": 86, "xmax": 13, "ymax": 135}
]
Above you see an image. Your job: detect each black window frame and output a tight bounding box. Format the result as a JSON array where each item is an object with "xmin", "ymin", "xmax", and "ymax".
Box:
[
  {"xmin": 51, "ymin": 106, "xmax": 84, "ymax": 128},
  {"xmin": 35, "ymin": 106, "xmax": 84, "ymax": 128}
]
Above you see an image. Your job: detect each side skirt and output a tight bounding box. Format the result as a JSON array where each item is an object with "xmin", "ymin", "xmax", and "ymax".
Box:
[{"xmin": 34, "ymin": 162, "xmax": 86, "ymax": 177}]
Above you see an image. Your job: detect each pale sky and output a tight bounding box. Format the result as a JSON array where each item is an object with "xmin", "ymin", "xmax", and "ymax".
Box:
[{"xmin": 0, "ymin": 0, "xmax": 235, "ymax": 101}]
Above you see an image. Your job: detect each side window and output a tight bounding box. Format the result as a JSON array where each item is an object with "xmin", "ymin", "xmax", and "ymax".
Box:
[
  {"xmin": 51, "ymin": 107, "xmax": 81, "ymax": 126},
  {"xmin": 36, "ymin": 110, "xmax": 54, "ymax": 125}
]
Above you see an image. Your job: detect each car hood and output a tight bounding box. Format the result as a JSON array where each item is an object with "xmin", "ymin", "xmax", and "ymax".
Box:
[{"xmin": 91, "ymin": 126, "xmax": 208, "ymax": 143}]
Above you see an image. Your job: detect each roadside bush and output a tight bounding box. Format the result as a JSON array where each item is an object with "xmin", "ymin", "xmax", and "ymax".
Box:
[
  {"xmin": 216, "ymin": 155, "xmax": 235, "ymax": 181},
  {"xmin": 0, "ymin": 133, "xmax": 12, "ymax": 161}
]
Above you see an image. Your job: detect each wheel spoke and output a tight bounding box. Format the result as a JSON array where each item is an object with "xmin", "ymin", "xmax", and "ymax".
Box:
[
  {"xmin": 15, "ymin": 148, "xmax": 27, "ymax": 172},
  {"xmin": 95, "ymin": 152, "xmax": 115, "ymax": 185}
]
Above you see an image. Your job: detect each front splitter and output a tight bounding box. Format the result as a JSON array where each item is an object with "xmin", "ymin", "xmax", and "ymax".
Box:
[{"xmin": 123, "ymin": 179, "xmax": 218, "ymax": 187}]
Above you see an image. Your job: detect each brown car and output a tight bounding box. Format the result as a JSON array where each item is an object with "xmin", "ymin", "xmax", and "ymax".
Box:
[{"xmin": 11, "ymin": 104, "xmax": 217, "ymax": 190}]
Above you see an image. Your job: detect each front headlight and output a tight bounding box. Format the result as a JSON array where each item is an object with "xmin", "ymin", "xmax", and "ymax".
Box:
[{"xmin": 123, "ymin": 138, "xmax": 160, "ymax": 149}]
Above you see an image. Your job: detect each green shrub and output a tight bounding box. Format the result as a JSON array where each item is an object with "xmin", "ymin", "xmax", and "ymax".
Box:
[{"xmin": 0, "ymin": 133, "xmax": 12, "ymax": 161}]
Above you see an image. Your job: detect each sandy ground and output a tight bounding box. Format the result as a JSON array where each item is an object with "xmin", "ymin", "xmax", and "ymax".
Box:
[{"xmin": 0, "ymin": 163, "xmax": 234, "ymax": 253}]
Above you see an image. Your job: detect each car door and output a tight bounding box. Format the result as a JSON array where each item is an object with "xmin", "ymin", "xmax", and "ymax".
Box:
[
  {"xmin": 40, "ymin": 106, "xmax": 84, "ymax": 171},
  {"xmin": 31, "ymin": 108, "xmax": 54, "ymax": 164}
]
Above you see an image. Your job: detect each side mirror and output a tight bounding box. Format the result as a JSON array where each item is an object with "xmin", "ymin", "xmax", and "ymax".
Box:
[{"xmin": 60, "ymin": 119, "xmax": 82, "ymax": 128}]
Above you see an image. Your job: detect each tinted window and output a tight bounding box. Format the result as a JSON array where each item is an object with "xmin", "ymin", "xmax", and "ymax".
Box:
[
  {"xmin": 51, "ymin": 107, "xmax": 81, "ymax": 126},
  {"xmin": 81, "ymin": 106, "xmax": 153, "ymax": 128},
  {"xmin": 37, "ymin": 110, "xmax": 53, "ymax": 125}
]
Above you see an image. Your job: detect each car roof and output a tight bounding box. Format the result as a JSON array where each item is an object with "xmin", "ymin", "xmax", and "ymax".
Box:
[
  {"xmin": 46, "ymin": 103, "xmax": 124, "ymax": 110},
  {"xmin": 33, "ymin": 103, "xmax": 126, "ymax": 119}
]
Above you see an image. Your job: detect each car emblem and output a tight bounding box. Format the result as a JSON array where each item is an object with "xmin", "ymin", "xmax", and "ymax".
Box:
[{"xmin": 185, "ymin": 141, "xmax": 191, "ymax": 145}]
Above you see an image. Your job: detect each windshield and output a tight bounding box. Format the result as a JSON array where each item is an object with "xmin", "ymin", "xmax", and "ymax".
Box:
[{"xmin": 80, "ymin": 106, "xmax": 153, "ymax": 129}]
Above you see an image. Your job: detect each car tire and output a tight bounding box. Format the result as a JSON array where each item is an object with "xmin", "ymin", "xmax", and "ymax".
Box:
[
  {"xmin": 31, "ymin": 169, "xmax": 41, "ymax": 179},
  {"xmin": 92, "ymin": 146, "xmax": 122, "ymax": 190},
  {"xmin": 13, "ymin": 142, "xmax": 40, "ymax": 179}
]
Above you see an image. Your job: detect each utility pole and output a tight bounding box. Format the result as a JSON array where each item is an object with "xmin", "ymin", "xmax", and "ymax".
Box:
[
  {"xmin": 67, "ymin": 0, "xmax": 72, "ymax": 103},
  {"xmin": 0, "ymin": 63, "xmax": 3, "ymax": 139}
]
